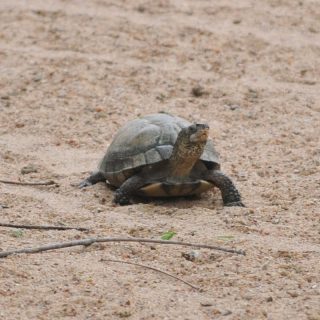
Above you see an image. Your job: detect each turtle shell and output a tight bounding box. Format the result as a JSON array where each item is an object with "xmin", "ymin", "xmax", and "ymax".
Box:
[{"xmin": 98, "ymin": 113, "xmax": 220, "ymax": 186}]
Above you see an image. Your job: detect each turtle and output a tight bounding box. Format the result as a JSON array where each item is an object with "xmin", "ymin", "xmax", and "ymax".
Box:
[{"xmin": 80, "ymin": 113, "xmax": 244, "ymax": 207}]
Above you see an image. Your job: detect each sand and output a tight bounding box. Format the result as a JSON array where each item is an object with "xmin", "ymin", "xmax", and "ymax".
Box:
[{"xmin": 0, "ymin": 0, "xmax": 319, "ymax": 319}]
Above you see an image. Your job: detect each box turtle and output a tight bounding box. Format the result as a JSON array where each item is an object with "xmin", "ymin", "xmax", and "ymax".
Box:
[{"xmin": 80, "ymin": 113, "xmax": 244, "ymax": 206}]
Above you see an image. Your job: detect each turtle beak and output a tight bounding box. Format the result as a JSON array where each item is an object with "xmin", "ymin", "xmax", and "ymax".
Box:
[{"xmin": 190, "ymin": 124, "xmax": 209, "ymax": 142}]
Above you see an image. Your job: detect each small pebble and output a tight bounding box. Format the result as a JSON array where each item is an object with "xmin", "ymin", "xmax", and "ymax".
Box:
[
  {"xmin": 191, "ymin": 85, "xmax": 207, "ymax": 97},
  {"xmin": 222, "ymin": 310, "xmax": 232, "ymax": 316},
  {"xmin": 181, "ymin": 250, "xmax": 201, "ymax": 261},
  {"xmin": 229, "ymin": 104, "xmax": 240, "ymax": 110},
  {"xmin": 136, "ymin": 5, "xmax": 145, "ymax": 12},
  {"xmin": 272, "ymin": 218, "xmax": 280, "ymax": 224},
  {"xmin": 33, "ymin": 74, "xmax": 42, "ymax": 82},
  {"xmin": 288, "ymin": 291, "xmax": 298, "ymax": 298},
  {"xmin": 21, "ymin": 164, "xmax": 38, "ymax": 174},
  {"xmin": 233, "ymin": 19, "xmax": 242, "ymax": 24}
]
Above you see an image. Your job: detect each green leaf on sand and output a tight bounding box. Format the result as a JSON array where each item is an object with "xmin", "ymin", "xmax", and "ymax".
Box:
[
  {"xmin": 11, "ymin": 230, "xmax": 24, "ymax": 238},
  {"xmin": 161, "ymin": 231, "xmax": 176, "ymax": 240}
]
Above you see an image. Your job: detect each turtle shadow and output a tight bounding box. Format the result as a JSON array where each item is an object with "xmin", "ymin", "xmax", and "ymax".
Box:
[
  {"xmin": 131, "ymin": 194, "xmax": 222, "ymax": 210},
  {"xmin": 105, "ymin": 182, "xmax": 222, "ymax": 209}
]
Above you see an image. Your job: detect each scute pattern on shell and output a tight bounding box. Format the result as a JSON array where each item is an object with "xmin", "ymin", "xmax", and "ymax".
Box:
[{"xmin": 98, "ymin": 113, "xmax": 220, "ymax": 183}]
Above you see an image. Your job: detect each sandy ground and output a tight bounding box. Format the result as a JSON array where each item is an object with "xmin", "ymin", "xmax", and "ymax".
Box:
[{"xmin": 0, "ymin": 0, "xmax": 319, "ymax": 319}]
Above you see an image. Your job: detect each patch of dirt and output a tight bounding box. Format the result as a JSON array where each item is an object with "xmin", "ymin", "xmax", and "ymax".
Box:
[{"xmin": 0, "ymin": 0, "xmax": 319, "ymax": 319}]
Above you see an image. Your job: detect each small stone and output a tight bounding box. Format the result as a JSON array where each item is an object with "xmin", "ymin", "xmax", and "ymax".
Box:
[
  {"xmin": 191, "ymin": 85, "xmax": 207, "ymax": 97},
  {"xmin": 229, "ymin": 104, "xmax": 240, "ymax": 110},
  {"xmin": 222, "ymin": 310, "xmax": 232, "ymax": 316},
  {"xmin": 33, "ymin": 74, "xmax": 42, "ymax": 82},
  {"xmin": 280, "ymin": 270, "xmax": 289, "ymax": 277},
  {"xmin": 288, "ymin": 291, "xmax": 298, "ymax": 298},
  {"xmin": 114, "ymin": 310, "xmax": 131, "ymax": 318},
  {"xmin": 233, "ymin": 19, "xmax": 242, "ymax": 24},
  {"xmin": 277, "ymin": 250, "xmax": 292, "ymax": 258},
  {"xmin": 182, "ymin": 250, "xmax": 201, "ymax": 261},
  {"xmin": 243, "ymin": 294, "xmax": 253, "ymax": 301},
  {"xmin": 238, "ymin": 171, "xmax": 247, "ymax": 181},
  {"xmin": 272, "ymin": 218, "xmax": 280, "ymax": 224},
  {"xmin": 21, "ymin": 164, "xmax": 38, "ymax": 174},
  {"xmin": 308, "ymin": 27, "xmax": 318, "ymax": 33},
  {"xmin": 266, "ymin": 296, "xmax": 273, "ymax": 302},
  {"xmin": 136, "ymin": 5, "xmax": 145, "ymax": 12}
]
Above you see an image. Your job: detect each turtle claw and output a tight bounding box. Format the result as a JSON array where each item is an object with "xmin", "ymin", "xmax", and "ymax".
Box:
[
  {"xmin": 225, "ymin": 201, "xmax": 245, "ymax": 207},
  {"xmin": 79, "ymin": 179, "xmax": 93, "ymax": 189},
  {"xmin": 79, "ymin": 171, "xmax": 106, "ymax": 189},
  {"xmin": 118, "ymin": 198, "xmax": 132, "ymax": 206}
]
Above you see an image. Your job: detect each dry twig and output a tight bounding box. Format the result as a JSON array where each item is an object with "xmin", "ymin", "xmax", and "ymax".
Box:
[
  {"xmin": 0, "ymin": 237, "xmax": 246, "ymax": 258},
  {"xmin": 102, "ymin": 258, "xmax": 199, "ymax": 290},
  {"xmin": 0, "ymin": 223, "xmax": 88, "ymax": 231},
  {"xmin": 0, "ymin": 179, "xmax": 56, "ymax": 186}
]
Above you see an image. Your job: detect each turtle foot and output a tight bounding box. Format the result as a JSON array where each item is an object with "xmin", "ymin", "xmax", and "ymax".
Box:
[
  {"xmin": 113, "ymin": 190, "xmax": 132, "ymax": 206},
  {"xmin": 207, "ymin": 170, "xmax": 244, "ymax": 208},
  {"xmin": 225, "ymin": 201, "xmax": 245, "ymax": 207},
  {"xmin": 79, "ymin": 179, "xmax": 93, "ymax": 189}
]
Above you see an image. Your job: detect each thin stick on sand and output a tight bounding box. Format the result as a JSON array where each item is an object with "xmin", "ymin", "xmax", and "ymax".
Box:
[
  {"xmin": 0, "ymin": 223, "xmax": 88, "ymax": 231},
  {"xmin": 101, "ymin": 258, "xmax": 200, "ymax": 290},
  {"xmin": 0, "ymin": 179, "xmax": 56, "ymax": 186},
  {"xmin": 0, "ymin": 237, "xmax": 246, "ymax": 258}
]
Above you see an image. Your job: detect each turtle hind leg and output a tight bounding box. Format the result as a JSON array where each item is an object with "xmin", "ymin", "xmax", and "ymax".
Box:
[
  {"xmin": 206, "ymin": 170, "xmax": 244, "ymax": 207},
  {"xmin": 79, "ymin": 171, "xmax": 106, "ymax": 188}
]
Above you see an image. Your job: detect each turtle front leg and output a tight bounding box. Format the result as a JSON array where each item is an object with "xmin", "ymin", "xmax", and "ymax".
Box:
[
  {"xmin": 79, "ymin": 171, "xmax": 106, "ymax": 188},
  {"xmin": 206, "ymin": 170, "xmax": 244, "ymax": 207},
  {"xmin": 113, "ymin": 175, "xmax": 145, "ymax": 206}
]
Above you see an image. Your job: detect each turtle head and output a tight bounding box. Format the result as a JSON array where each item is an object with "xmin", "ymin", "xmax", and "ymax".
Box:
[
  {"xmin": 174, "ymin": 123, "xmax": 209, "ymax": 158},
  {"xmin": 179, "ymin": 123, "xmax": 209, "ymax": 145},
  {"xmin": 169, "ymin": 123, "xmax": 209, "ymax": 176}
]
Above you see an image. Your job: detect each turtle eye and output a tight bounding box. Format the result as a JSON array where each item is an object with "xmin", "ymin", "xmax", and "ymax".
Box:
[{"xmin": 189, "ymin": 125, "xmax": 197, "ymax": 134}]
